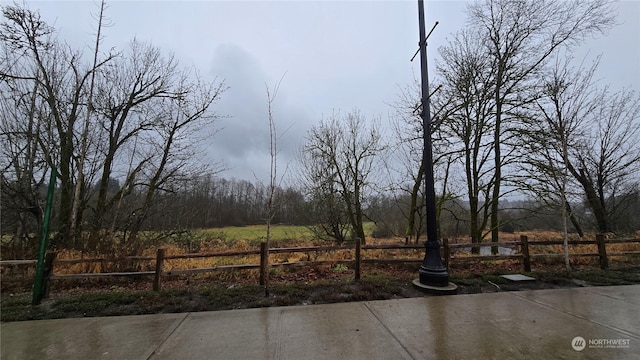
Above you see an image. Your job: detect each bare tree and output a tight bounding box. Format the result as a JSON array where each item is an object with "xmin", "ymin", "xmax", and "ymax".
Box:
[
  {"xmin": 123, "ymin": 72, "xmax": 226, "ymax": 252},
  {"xmin": 1, "ymin": 4, "xmax": 226, "ymax": 256},
  {"xmin": 436, "ymin": 29, "xmax": 496, "ymax": 253},
  {"xmin": 88, "ymin": 39, "xmax": 181, "ymax": 247},
  {"xmin": 70, "ymin": 0, "xmax": 110, "ymax": 239},
  {"xmin": 263, "ymin": 75, "xmax": 287, "ymax": 295},
  {"xmin": 1, "ymin": 4, "xmax": 117, "ymax": 248},
  {"xmin": 388, "ymin": 81, "xmax": 426, "ymax": 243},
  {"xmin": 569, "ymin": 88, "xmax": 640, "ymax": 233},
  {"xmin": 300, "ymin": 110, "xmax": 384, "ymax": 245},
  {"xmin": 467, "ymin": 0, "xmax": 617, "ymax": 249},
  {"xmin": 520, "ymin": 55, "xmax": 599, "ymax": 241},
  {"xmin": 388, "ymin": 78, "xmax": 457, "ymax": 243},
  {"xmin": 299, "ymin": 151, "xmax": 350, "ymax": 244},
  {"xmin": 524, "ymin": 51, "xmax": 640, "ymax": 238},
  {"xmin": 0, "ymin": 65, "xmax": 49, "ymax": 256}
]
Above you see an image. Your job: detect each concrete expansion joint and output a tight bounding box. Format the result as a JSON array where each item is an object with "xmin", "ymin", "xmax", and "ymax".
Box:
[
  {"xmin": 363, "ymin": 302, "xmax": 417, "ymax": 360},
  {"xmin": 147, "ymin": 313, "xmax": 191, "ymax": 359}
]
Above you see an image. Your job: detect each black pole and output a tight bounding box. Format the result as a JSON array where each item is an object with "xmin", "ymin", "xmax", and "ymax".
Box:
[{"xmin": 417, "ymin": 0, "xmax": 449, "ymax": 287}]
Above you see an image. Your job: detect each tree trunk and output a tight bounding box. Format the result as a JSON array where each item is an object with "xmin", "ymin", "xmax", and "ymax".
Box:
[
  {"xmin": 490, "ymin": 79, "xmax": 503, "ymax": 255},
  {"xmin": 406, "ymin": 162, "xmax": 424, "ymax": 243},
  {"xmin": 565, "ymin": 201, "xmax": 584, "ymax": 238}
]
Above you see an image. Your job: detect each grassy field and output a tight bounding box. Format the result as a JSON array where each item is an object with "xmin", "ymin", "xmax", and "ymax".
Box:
[
  {"xmin": 195, "ymin": 222, "xmax": 377, "ymax": 244},
  {"xmin": 197, "ymin": 224, "xmax": 316, "ymax": 244}
]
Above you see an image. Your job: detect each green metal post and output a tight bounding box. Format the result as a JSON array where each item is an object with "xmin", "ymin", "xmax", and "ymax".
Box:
[{"xmin": 32, "ymin": 167, "xmax": 57, "ymax": 305}]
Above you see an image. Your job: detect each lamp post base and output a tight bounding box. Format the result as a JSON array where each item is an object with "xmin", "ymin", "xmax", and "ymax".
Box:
[
  {"xmin": 412, "ymin": 279, "xmax": 458, "ymax": 295},
  {"xmin": 414, "ymin": 240, "xmax": 457, "ymax": 294},
  {"xmin": 418, "ymin": 264, "xmax": 450, "ymax": 287}
]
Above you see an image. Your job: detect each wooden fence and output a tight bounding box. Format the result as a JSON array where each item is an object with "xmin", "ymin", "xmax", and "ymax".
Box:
[{"xmin": 1, "ymin": 235, "xmax": 639, "ymax": 295}]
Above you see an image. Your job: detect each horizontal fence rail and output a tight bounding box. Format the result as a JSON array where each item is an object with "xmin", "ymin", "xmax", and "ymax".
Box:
[{"xmin": 1, "ymin": 235, "xmax": 639, "ymax": 296}]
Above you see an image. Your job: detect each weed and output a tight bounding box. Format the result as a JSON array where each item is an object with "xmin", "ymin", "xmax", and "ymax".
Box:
[
  {"xmin": 480, "ymin": 274, "xmax": 509, "ymax": 284},
  {"xmin": 569, "ymin": 268, "xmax": 640, "ymax": 285},
  {"xmin": 333, "ymin": 264, "xmax": 349, "ymax": 271}
]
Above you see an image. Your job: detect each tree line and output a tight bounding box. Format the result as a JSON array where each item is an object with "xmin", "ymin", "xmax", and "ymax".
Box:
[{"xmin": 2, "ymin": 1, "xmax": 639, "ymax": 258}]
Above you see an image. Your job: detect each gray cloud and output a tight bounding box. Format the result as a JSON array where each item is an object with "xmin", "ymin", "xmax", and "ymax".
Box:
[{"xmin": 207, "ymin": 43, "xmax": 309, "ymax": 182}]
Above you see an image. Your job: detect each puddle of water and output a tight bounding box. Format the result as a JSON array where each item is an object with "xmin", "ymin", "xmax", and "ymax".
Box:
[{"xmin": 452, "ymin": 246, "xmax": 516, "ymax": 256}]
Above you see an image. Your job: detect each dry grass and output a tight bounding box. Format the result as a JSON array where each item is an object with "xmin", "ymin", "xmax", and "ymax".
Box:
[
  {"xmin": 516, "ymin": 231, "xmax": 640, "ymax": 266},
  {"xmin": 2, "ymin": 229, "xmax": 639, "ymax": 305},
  {"xmin": 4, "ymin": 229, "xmax": 639, "ymax": 286}
]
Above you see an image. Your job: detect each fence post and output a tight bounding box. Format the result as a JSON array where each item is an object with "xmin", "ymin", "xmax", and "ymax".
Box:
[
  {"xmin": 442, "ymin": 238, "xmax": 450, "ymax": 270},
  {"xmin": 355, "ymin": 238, "xmax": 361, "ymax": 282},
  {"xmin": 520, "ymin": 235, "xmax": 531, "ymax": 272},
  {"xmin": 596, "ymin": 234, "xmax": 609, "ymax": 270},
  {"xmin": 260, "ymin": 242, "xmax": 268, "ymax": 286},
  {"xmin": 153, "ymin": 248, "xmax": 165, "ymax": 291},
  {"xmin": 43, "ymin": 252, "xmax": 57, "ymax": 299}
]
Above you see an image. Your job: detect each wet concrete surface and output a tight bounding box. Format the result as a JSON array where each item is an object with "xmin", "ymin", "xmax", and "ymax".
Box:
[{"xmin": 2, "ymin": 285, "xmax": 638, "ymax": 359}]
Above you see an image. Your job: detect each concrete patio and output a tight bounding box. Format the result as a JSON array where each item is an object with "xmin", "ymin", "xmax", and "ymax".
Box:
[{"xmin": 2, "ymin": 285, "xmax": 638, "ymax": 359}]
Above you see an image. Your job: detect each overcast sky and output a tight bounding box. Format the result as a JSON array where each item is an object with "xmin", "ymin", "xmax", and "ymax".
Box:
[{"xmin": 21, "ymin": 0, "xmax": 640, "ymax": 182}]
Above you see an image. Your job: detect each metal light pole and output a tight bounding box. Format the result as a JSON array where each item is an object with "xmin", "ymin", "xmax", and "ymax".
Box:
[
  {"xmin": 412, "ymin": 0, "xmax": 456, "ymax": 293},
  {"xmin": 33, "ymin": 167, "xmax": 57, "ymax": 305}
]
